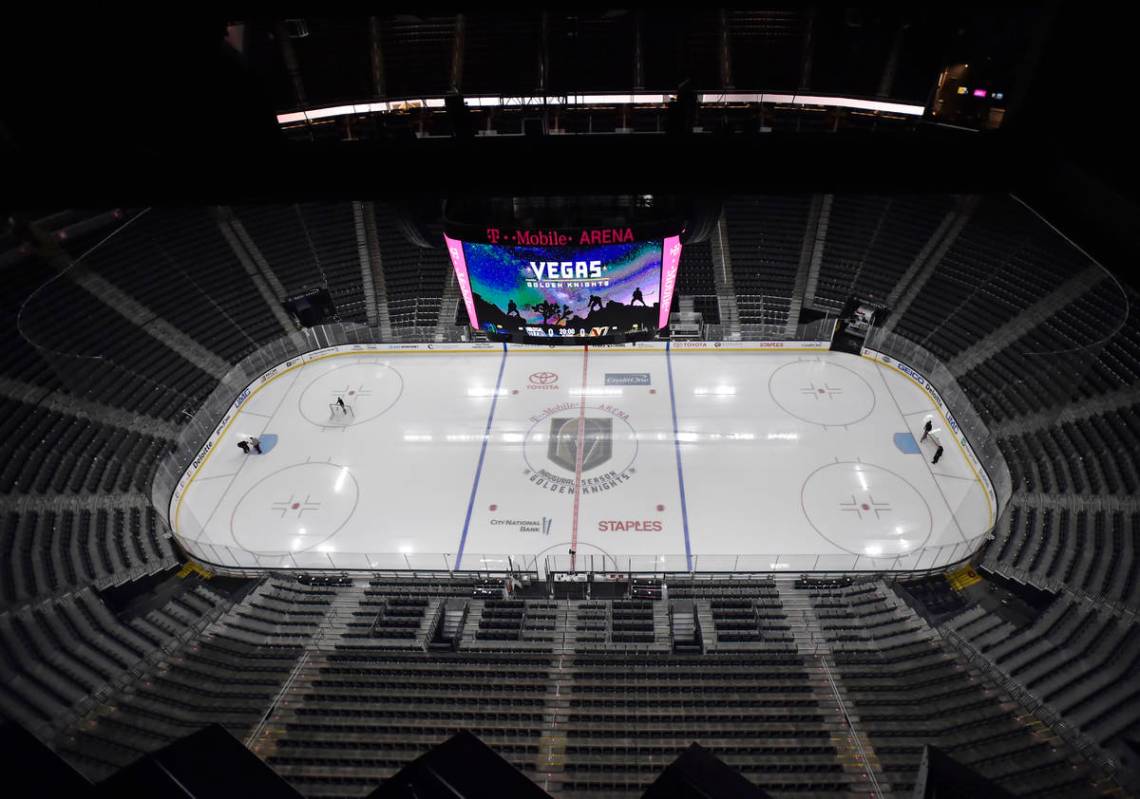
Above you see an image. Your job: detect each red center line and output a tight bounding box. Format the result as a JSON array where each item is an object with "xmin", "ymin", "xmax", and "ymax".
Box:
[{"xmin": 570, "ymin": 345, "xmax": 589, "ymax": 572}]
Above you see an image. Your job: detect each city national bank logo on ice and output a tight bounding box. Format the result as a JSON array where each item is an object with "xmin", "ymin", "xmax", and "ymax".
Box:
[
  {"xmin": 528, "ymin": 371, "xmax": 559, "ymax": 390},
  {"xmin": 490, "ymin": 516, "xmax": 553, "ymax": 535}
]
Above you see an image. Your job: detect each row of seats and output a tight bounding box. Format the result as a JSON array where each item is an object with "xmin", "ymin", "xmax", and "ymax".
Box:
[
  {"xmin": 0, "ymin": 398, "xmax": 165, "ymax": 496},
  {"xmin": 723, "ymin": 195, "xmax": 808, "ymax": 329},
  {"xmin": 234, "ymin": 203, "xmax": 368, "ymax": 325},
  {"xmin": 976, "ymin": 310, "xmax": 1138, "ymax": 424},
  {"xmin": 667, "ymin": 578, "xmax": 781, "ymax": 599},
  {"xmin": 372, "ymin": 203, "xmax": 449, "ymax": 331},
  {"xmin": 984, "ymin": 506, "xmax": 1140, "ymax": 608},
  {"xmin": 897, "ymin": 574, "xmax": 966, "ymax": 619},
  {"xmin": 17, "ymin": 266, "xmax": 217, "ymax": 420},
  {"xmin": 269, "ymin": 644, "xmax": 552, "ymax": 793},
  {"xmin": 710, "ymin": 597, "xmax": 791, "ymax": 644},
  {"xmin": 1000, "ymin": 413, "xmax": 1140, "ymax": 497},
  {"xmin": 0, "ymin": 250, "xmax": 65, "ymax": 388},
  {"xmin": 271, "ymin": 637, "xmax": 859, "ymax": 797},
  {"xmin": 48, "ymin": 577, "xmax": 332, "ymax": 780},
  {"xmin": 1, "ymin": 506, "xmax": 176, "ymax": 608},
  {"xmin": 0, "ymin": 582, "xmax": 224, "ymax": 741},
  {"xmin": 806, "ymin": 582, "xmax": 929, "ymax": 653},
  {"xmin": 75, "ymin": 208, "xmax": 281, "ymax": 363},
  {"xmin": 672, "ymin": 239, "xmax": 720, "ymax": 324},
  {"xmin": 12, "ymin": 573, "xmax": 1115, "ymax": 797},
  {"xmin": 357, "ymin": 597, "xmax": 427, "ymax": 640},
  {"xmin": 819, "ymin": 582, "xmax": 1100, "ymax": 797},
  {"xmin": 945, "ymin": 596, "xmax": 1140, "ymax": 752},
  {"xmin": 957, "ymin": 280, "xmax": 1130, "ymax": 421},
  {"xmin": 893, "ymin": 195, "xmax": 1087, "ymax": 361},
  {"xmin": 813, "ymin": 194, "xmax": 952, "ymax": 310}
]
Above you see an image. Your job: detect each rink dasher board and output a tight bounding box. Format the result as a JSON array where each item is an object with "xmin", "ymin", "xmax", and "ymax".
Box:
[{"xmin": 861, "ymin": 347, "xmax": 997, "ymax": 522}]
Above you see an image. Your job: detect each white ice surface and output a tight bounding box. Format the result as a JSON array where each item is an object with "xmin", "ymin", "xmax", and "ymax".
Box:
[{"xmin": 173, "ymin": 347, "xmax": 993, "ymax": 572}]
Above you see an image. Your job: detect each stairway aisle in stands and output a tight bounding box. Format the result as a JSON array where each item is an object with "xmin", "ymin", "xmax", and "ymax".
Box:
[{"xmin": 776, "ymin": 579, "xmax": 884, "ymax": 796}]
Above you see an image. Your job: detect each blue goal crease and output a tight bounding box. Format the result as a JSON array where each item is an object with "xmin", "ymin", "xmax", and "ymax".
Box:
[{"xmin": 894, "ymin": 432, "xmax": 921, "ymax": 454}]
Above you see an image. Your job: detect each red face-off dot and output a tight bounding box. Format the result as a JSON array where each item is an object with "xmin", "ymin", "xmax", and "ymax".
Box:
[
  {"xmin": 818, "ymin": 388, "xmax": 825, "ymax": 394},
  {"xmin": 649, "ymin": 389, "xmax": 657, "ymax": 394},
  {"xmin": 512, "ymin": 389, "xmax": 519, "ymax": 394},
  {"xmin": 656, "ymin": 504, "xmax": 665, "ymax": 512},
  {"xmin": 292, "ymin": 503, "xmax": 300, "ymax": 510},
  {"xmin": 489, "ymin": 504, "xmax": 498, "ymax": 512},
  {"xmin": 861, "ymin": 504, "xmax": 870, "ymax": 511},
  {"xmin": 348, "ymin": 390, "xmax": 356, "ymax": 395}
]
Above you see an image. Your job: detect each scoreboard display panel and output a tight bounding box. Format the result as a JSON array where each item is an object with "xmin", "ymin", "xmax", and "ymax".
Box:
[{"xmin": 445, "ymin": 226, "xmax": 682, "ymax": 341}]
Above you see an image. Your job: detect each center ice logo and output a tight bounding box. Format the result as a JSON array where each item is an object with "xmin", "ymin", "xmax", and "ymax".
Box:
[
  {"xmin": 547, "ymin": 417, "xmax": 613, "ymax": 471},
  {"xmin": 523, "ymin": 403, "xmax": 638, "ymax": 494}
]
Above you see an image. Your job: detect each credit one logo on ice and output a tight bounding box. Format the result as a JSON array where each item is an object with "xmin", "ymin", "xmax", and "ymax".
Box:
[{"xmin": 604, "ymin": 373, "xmax": 651, "ymax": 386}]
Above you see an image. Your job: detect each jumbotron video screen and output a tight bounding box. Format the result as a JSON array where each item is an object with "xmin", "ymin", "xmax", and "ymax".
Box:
[{"xmin": 446, "ymin": 229, "xmax": 682, "ymax": 340}]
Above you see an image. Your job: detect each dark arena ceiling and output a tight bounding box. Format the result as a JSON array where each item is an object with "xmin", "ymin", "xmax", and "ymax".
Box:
[{"xmin": 1, "ymin": 7, "xmax": 1134, "ymax": 284}]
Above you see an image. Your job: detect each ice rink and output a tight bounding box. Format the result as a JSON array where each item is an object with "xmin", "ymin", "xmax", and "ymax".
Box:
[{"xmin": 171, "ymin": 343, "xmax": 995, "ymax": 573}]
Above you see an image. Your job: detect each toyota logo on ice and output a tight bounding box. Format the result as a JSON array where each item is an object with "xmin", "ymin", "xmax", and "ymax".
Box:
[{"xmin": 528, "ymin": 371, "xmax": 559, "ymax": 390}]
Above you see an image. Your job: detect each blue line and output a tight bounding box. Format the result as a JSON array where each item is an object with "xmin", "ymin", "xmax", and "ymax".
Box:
[
  {"xmin": 455, "ymin": 343, "xmax": 508, "ymax": 571},
  {"xmin": 665, "ymin": 341, "xmax": 693, "ymax": 571}
]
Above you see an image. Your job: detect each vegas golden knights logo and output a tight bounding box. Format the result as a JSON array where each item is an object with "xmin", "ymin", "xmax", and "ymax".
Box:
[{"xmin": 547, "ymin": 417, "xmax": 613, "ymax": 471}]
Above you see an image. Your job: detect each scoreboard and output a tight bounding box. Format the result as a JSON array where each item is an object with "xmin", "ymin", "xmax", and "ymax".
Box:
[{"xmin": 444, "ymin": 225, "xmax": 682, "ymax": 342}]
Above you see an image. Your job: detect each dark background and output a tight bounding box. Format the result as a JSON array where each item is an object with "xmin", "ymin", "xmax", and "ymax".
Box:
[{"xmin": 1, "ymin": 6, "xmax": 1135, "ymax": 284}]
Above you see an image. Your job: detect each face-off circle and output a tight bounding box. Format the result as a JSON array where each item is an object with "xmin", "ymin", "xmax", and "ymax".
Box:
[
  {"xmin": 768, "ymin": 359, "xmax": 876, "ymax": 427},
  {"xmin": 800, "ymin": 461, "xmax": 933, "ymax": 558},
  {"xmin": 231, "ymin": 461, "xmax": 360, "ymax": 554},
  {"xmin": 297, "ymin": 361, "xmax": 404, "ymax": 428}
]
